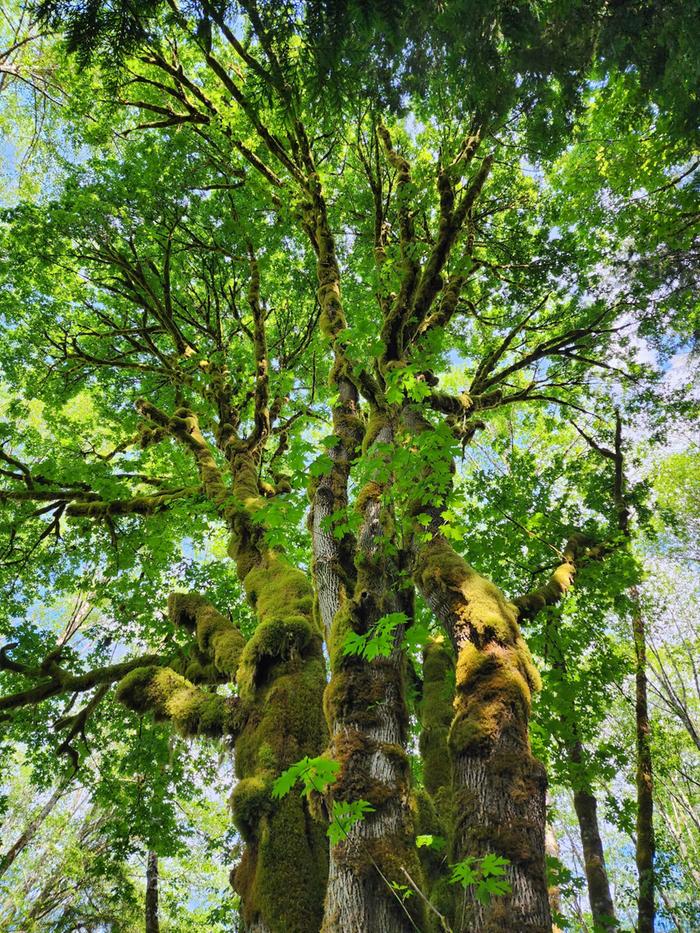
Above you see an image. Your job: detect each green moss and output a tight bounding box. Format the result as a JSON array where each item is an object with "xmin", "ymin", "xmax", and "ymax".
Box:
[
  {"xmin": 114, "ymin": 665, "xmax": 159, "ymax": 713},
  {"xmin": 235, "ymin": 658, "xmax": 328, "ymax": 777},
  {"xmin": 420, "ymin": 637, "xmax": 455, "ymax": 800},
  {"xmin": 230, "ymin": 776, "xmax": 274, "ymax": 843},
  {"xmin": 169, "ymin": 593, "xmax": 246, "ymax": 678},
  {"xmin": 362, "ymin": 409, "xmax": 390, "ymax": 455},
  {"xmin": 116, "ymin": 665, "xmax": 239, "ymax": 738}
]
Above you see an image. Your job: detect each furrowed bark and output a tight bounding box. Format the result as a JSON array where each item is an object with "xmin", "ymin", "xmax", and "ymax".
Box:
[
  {"xmin": 401, "ymin": 404, "xmax": 550, "ymax": 931},
  {"xmin": 413, "ymin": 534, "xmax": 551, "ymax": 932},
  {"xmin": 322, "ymin": 423, "xmax": 425, "ymax": 933}
]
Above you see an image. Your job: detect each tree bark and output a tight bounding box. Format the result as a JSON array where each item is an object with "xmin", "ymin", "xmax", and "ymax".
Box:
[
  {"xmin": 414, "ymin": 534, "xmax": 551, "ymax": 933},
  {"xmin": 568, "ymin": 748, "xmax": 617, "ymax": 929},
  {"xmin": 145, "ymin": 851, "xmax": 160, "ymax": 933},
  {"xmin": 321, "ymin": 423, "xmax": 425, "ymax": 933}
]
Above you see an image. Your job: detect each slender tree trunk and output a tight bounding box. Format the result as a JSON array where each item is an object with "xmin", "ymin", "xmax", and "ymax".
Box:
[
  {"xmin": 145, "ymin": 851, "xmax": 160, "ymax": 933},
  {"xmin": 570, "ymin": 771, "xmax": 617, "ymax": 927},
  {"xmin": 0, "ymin": 780, "xmax": 66, "ymax": 878},
  {"xmin": 632, "ymin": 591, "xmax": 655, "ymax": 933},
  {"xmin": 608, "ymin": 413, "xmax": 655, "ymax": 933}
]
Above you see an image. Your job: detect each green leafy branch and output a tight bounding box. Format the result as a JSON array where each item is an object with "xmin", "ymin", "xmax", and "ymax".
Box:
[
  {"xmin": 449, "ymin": 853, "xmax": 512, "ymax": 906},
  {"xmin": 342, "ymin": 611, "xmax": 408, "ymax": 661}
]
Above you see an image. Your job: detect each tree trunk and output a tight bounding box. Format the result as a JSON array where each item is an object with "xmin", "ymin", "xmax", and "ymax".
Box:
[
  {"xmin": 414, "ymin": 534, "xmax": 551, "ymax": 933},
  {"xmin": 570, "ymin": 773, "xmax": 617, "ymax": 927},
  {"xmin": 321, "ymin": 423, "xmax": 425, "ymax": 932},
  {"xmin": 0, "ymin": 780, "xmax": 66, "ymax": 878},
  {"xmin": 632, "ymin": 594, "xmax": 655, "ymax": 933},
  {"xmin": 145, "ymin": 851, "xmax": 160, "ymax": 933}
]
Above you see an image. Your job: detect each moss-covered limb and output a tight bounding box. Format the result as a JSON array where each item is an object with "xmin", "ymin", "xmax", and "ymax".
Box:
[
  {"xmin": 168, "ymin": 592, "xmax": 246, "ymax": 678},
  {"xmin": 246, "ymin": 244, "xmax": 271, "ymax": 451},
  {"xmin": 135, "ymin": 399, "xmax": 230, "ymax": 507},
  {"xmin": 0, "ymin": 651, "xmax": 165, "ymax": 712},
  {"xmin": 66, "ymin": 486, "xmax": 201, "ymax": 518},
  {"xmin": 513, "ymin": 533, "xmax": 610, "ymax": 622},
  {"xmin": 413, "ymin": 534, "xmax": 551, "ymax": 932},
  {"xmin": 115, "ymin": 664, "xmax": 248, "ymax": 738},
  {"xmin": 409, "ymin": 153, "xmax": 493, "ymax": 329},
  {"xmin": 376, "ymin": 124, "xmax": 419, "ymax": 361}
]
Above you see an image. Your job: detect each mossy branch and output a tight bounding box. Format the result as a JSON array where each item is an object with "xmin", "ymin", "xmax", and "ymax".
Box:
[
  {"xmin": 136, "ymin": 400, "xmax": 230, "ymax": 508},
  {"xmin": 513, "ymin": 534, "xmax": 612, "ymax": 622},
  {"xmin": 115, "ymin": 664, "xmax": 248, "ymax": 738},
  {"xmin": 246, "ymin": 243, "xmax": 271, "ymax": 451},
  {"xmin": 168, "ymin": 592, "xmax": 246, "ymax": 677},
  {"xmin": 0, "ymin": 651, "xmax": 165, "ymax": 712}
]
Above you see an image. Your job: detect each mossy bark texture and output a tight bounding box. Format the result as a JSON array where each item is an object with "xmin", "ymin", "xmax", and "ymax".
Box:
[
  {"xmin": 418, "ymin": 637, "xmax": 456, "ymax": 921},
  {"xmin": 414, "ymin": 535, "xmax": 551, "ymax": 933},
  {"xmin": 322, "ymin": 426, "xmax": 426, "ymax": 933}
]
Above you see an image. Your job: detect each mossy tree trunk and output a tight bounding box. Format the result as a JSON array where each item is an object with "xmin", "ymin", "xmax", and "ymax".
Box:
[
  {"xmin": 115, "ymin": 402, "xmax": 330, "ymax": 933},
  {"xmin": 322, "ymin": 422, "xmax": 426, "ymax": 933},
  {"xmin": 414, "ymin": 535, "xmax": 551, "ymax": 933},
  {"xmin": 417, "ymin": 637, "xmax": 456, "ymax": 924}
]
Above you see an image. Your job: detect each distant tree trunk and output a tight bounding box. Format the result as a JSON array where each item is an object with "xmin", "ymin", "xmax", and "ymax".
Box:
[
  {"xmin": 0, "ymin": 780, "xmax": 66, "ymax": 878},
  {"xmin": 568, "ymin": 745, "xmax": 617, "ymax": 928},
  {"xmin": 544, "ymin": 819, "xmax": 561, "ymax": 921},
  {"xmin": 632, "ymin": 593, "xmax": 655, "ymax": 933},
  {"xmin": 145, "ymin": 851, "xmax": 160, "ymax": 933}
]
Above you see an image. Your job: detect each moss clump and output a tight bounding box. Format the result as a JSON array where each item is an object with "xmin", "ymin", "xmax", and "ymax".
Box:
[
  {"xmin": 230, "ymin": 776, "xmax": 274, "ymax": 843},
  {"xmin": 115, "ymin": 665, "xmax": 160, "ymax": 714},
  {"xmin": 420, "ymin": 637, "xmax": 455, "ymax": 800},
  {"xmin": 361, "ymin": 408, "xmax": 390, "ymax": 455},
  {"xmin": 237, "ymin": 617, "xmax": 321, "ymax": 697},
  {"xmin": 169, "ymin": 593, "xmax": 246, "ymax": 678},
  {"xmin": 235, "ymin": 657, "xmax": 327, "ymax": 778}
]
